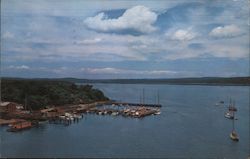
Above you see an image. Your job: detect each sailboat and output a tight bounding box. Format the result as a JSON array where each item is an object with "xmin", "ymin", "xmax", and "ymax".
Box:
[
  {"xmin": 229, "ymin": 100, "xmax": 237, "ymax": 112},
  {"xmin": 154, "ymin": 90, "xmax": 161, "ymax": 115},
  {"xmin": 224, "ymin": 98, "xmax": 236, "ymax": 119},
  {"xmin": 230, "ymin": 111, "xmax": 239, "ymax": 141}
]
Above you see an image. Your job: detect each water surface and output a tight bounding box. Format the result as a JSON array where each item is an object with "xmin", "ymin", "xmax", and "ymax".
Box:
[{"xmin": 1, "ymin": 84, "xmax": 249, "ymax": 158}]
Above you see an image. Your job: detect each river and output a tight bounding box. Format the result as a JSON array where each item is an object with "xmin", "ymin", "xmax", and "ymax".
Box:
[{"xmin": 1, "ymin": 84, "xmax": 249, "ymax": 158}]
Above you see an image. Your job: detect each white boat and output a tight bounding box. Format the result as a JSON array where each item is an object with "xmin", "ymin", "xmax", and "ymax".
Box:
[
  {"xmin": 154, "ymin": 111, "xmax": 161, "ymax": 115},
  {"xmin": 59, "ymin": 115, "xmax": 66, "ymax": 119},
  {"xmin": 230, "ymin": 110, "xmax": 239, "ymax": 141},
  {"xmin": 65, "ymin": 113, "xmax": 72, "ymax": 117},
  {"xmin": 111, "ymin": 112, "xmax": 118, "ymax": 116},
  {"xmin": 225, "ymin": 112, "xmax": 234, "ymax": 119},
  {"xmin": 38, "ymin": 120, "xmax": 49, "ymax": 124},
  {"xmin": 73, "ymin": 114, "xmax": 82, "ymax": 119}
]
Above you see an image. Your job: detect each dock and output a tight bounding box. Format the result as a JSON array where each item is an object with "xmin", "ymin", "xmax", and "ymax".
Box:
[
  {"xmin": 111, "ymin": 102, "xmax": 161, "ymax": 107},
  {"xmin": 1, "ymin": 99, "xmax": 162, "ymax": 132},
  {"xmin": 103, "ymin": 101, "xmax": 162, "ymax": 107}
]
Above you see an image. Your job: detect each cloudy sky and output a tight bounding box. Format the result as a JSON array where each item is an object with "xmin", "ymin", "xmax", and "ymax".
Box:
[{"xmin": 1, "ymin": 0, "xmax": 249, "ymax": 79}]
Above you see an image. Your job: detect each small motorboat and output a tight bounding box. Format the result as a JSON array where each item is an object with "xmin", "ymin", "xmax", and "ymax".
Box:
[
  {"xmin": 225, "ymin": 112, "xmax": 234, "ymax": 119},
  {"xmin": 154, "ymin": 111, "xmax": 161, "ymax": 115}
]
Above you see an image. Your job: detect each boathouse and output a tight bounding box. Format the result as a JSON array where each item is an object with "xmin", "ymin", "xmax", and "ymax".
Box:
[{"xmin": 0, "ymin": 102, "xmax": 18, "ymax": 113}]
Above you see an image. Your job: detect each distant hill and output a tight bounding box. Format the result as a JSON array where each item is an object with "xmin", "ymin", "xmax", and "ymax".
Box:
[
  {"xmin": 2, "ymin": 76, "xmax": 250, "ymax": 86},
  {"xmin": 60, "ymin": 77, "xmax": 250, "ymax": 86}
]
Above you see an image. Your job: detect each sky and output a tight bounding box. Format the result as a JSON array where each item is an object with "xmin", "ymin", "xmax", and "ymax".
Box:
[{"xmin": 1, "ymin": 0, "xmax": 249, "ymax": 79}]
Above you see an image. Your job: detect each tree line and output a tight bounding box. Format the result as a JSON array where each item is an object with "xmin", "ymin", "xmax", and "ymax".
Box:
[{"xmin": 1, "ymin": 78, "xmax": 109, "ymax": 110}]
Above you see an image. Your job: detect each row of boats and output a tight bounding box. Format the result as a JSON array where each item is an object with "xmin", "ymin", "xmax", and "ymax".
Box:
[
  {"xmin": 223, "ymin": 99, "xmax": 239, "ymax": 142},
  {"xmin": 87, "ymin": 107, "xmax": 161, "ymax": 118},
  {"xmin": 58, "ymin": 112, "xmax": 83, "ymax": 121}
]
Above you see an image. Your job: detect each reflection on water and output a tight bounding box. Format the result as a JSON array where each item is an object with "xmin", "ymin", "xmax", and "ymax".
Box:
[{"xmin": 1, "ymin": 84, "xmax": 249, "ymax": 158}]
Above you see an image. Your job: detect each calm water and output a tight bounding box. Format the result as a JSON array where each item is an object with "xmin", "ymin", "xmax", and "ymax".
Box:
[{"xmin": 1, "ymin": 84, "xmax": 249, "ymax": 158}]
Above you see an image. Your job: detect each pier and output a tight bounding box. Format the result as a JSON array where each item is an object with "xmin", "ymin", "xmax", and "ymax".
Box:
[
  {"xmin": 105, "ymin": 101, "xmax": 162, "ymax": 107},
  {"xmin": 1, "ymin": 99, "xmax": 162, "ymax": 132}
]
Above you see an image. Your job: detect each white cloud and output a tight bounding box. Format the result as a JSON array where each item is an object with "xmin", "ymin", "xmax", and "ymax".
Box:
[
  {"xmin": 76, "ymin": 38, "xmax": 102, "ymax": 44},
  {"xmin": 170, "ymin": 29, "xmax": 197, "ymax": 41},
  {"xmin": 81, "ymin": 67, "xmax": 177, "ymax": 75},
  {"xmin": 2, "ymin": 31, "xmax": 14, "ymax": 39},
  {"xmin": 8, "ymin": 65, "xmax": 30, "ymax": 70},
  {"xmin": 84, "ymin": 5, "xmax": 157, "ymax": 33},
  {"xmin": 209, "ymin": 25, "xmax": 242, "ymax": 38}
]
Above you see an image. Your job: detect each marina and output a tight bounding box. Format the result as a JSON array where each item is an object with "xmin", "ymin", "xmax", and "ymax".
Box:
[{"xmin": 1, "ymin": 98, "xmax": 162, "ymax": 131}]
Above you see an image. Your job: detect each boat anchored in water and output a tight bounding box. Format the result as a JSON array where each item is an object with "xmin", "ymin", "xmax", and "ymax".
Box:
[
  {"xmin": 225, "ymin": 98, "xmax": 237, "ymax": 119},
  {"xmin": 230, "ymin": 111, "xmax": 239, "ymax": 141},
  {"xmin": 224, "ymin": 111, "xmax": 234, "ymax": 119},
  {"xmin": 228, "ymin": 99, "xmax": 237, "ymax": 111}
]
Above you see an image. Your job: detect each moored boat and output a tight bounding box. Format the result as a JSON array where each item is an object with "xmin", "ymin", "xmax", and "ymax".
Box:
[
  {"xmin": 154, "ymin": 111, "xmax": 161, "ymax": 115},
  {"xmin": 229, "ymin": 106, "xmax": 237, "ymax": 112},
  {"xmin": 228, "ymin": 99, "xmax": 237, "ymax": 111},
  {"xmin": 7, "ymin": 121, "xmax": 33, "ymax": 132},
  {"xmin": 224, "ymin": 112, "xmax": 234, "ymax": 119},
  {"xmin": 229, "ymin": 105, "xmax": 239, "ymax": 142},
  {"xmin": 230, "ymin": 131, "xmax": 239, "ymax": 141}
]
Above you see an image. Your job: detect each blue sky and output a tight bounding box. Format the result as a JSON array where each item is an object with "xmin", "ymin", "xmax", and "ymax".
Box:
[{"xmin": 1, "ymin": 0, "xmax": 249, "ymax": 79}]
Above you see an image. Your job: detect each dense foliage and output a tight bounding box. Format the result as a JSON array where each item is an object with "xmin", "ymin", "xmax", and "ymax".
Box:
[{"xmin": 1, "ymin": 78, "xmax": 109, "ymax": 110}]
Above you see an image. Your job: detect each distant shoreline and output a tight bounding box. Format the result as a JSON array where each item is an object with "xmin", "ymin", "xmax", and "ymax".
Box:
[
  {"xmin": 77, "ymin": 82, "xmax": 250, "ymax": 86},
  {"xmin": 2, "ymin": 76, "xmax": 250, "ymax": 86}
]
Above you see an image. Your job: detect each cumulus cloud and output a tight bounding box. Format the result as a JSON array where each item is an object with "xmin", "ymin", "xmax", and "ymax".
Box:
[
  {"xmin": 209, "ymin": 25, "xmax": 242, "ymax": 38},
  {"xmin": 84, "ymin": 5, "xmax": 157, "ymax": 34},
  {"xmin": 170, "ymin": 29, "xmax": 197, "ymax": 41}
]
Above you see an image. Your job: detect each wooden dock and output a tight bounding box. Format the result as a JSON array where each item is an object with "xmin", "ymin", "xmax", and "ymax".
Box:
[{"xmin": 103, "ymin": 101, "xmax": 162, "ymax": 107}]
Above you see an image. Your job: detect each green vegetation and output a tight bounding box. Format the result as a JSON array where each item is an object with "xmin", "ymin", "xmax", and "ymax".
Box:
[{"xmin": 1, "ymin": 78, "xmax": 109, "ymax": 110}]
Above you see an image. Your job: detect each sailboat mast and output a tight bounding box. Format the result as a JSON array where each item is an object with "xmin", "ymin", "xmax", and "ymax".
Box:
[
  {"xmin": 232, "ymin": 110, "xmax": 235, "ymax": 131},
  {"xmin": 140, "ymin": 94, "xmax": 142, "ymax": 106},
  {"xmin": 157, "ymin": 90, "xmax": 160, "ymax": 105},
  {"xmin": 229, "ymin": 98, "xmax": 232, "ymax": 107},
  {"xmin": 142, "ymin": 88, "xmax": 145, "ymax": 105}
]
